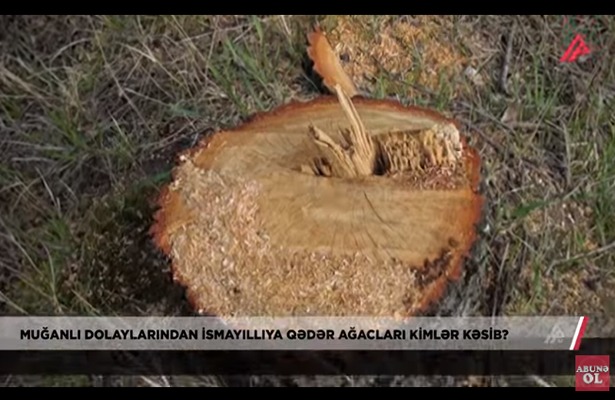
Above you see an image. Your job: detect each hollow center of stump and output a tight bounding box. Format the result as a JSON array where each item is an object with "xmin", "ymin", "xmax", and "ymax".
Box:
[{"xmin": 301, "ymin": 85, "xmax": 466, "ymax": 190}]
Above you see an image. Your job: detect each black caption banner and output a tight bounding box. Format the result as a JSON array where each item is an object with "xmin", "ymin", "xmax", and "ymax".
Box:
[{"xmin": 0, "ymin": 338, "xmax": 612, "ymax": 376}]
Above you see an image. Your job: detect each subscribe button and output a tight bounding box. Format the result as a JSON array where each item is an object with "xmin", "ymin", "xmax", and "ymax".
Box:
[{"xmin": 576, "ymin": 355, "xmax": 610, "ymax": 391}]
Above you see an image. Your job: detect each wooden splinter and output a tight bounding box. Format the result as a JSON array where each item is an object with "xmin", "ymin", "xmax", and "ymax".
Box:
[{"xmin": 309, "ymin": 84, "xmax": 378, "ymax": 178}]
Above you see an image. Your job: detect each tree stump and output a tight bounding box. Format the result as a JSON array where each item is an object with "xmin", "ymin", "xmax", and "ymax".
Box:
[
  {"xmin": 149, "ymin": 27, "xmax": 485, "ymax": 384},
  {"xmin": 150, "ymin": 82, "xmax": 483, "ymax": 317}
]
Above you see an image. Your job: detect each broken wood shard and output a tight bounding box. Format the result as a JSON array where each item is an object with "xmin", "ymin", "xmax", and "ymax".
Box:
[
  {"xmin": 309, "ymin": 84, "xmax": 377, "ymax": 178},
  {"xmin": 307, "ymin": 28, "xmax": 360, "ymax": 97},
  {"xmin": 309, "ymin": 124, "xmax": 357, "ymax": 178}
]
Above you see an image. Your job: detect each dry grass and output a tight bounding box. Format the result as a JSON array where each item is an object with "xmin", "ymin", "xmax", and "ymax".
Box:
[{"xmin": 0, "ymin": 15, "xmax": 614, "ymax": 387}]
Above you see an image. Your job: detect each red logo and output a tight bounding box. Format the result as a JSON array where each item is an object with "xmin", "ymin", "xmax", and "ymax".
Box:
[
  {"xmin": 560, "ymin": 34, "xmax": 591, "ymax": 63},
  {"xmin": 575, "ymin": 355, "xmax": 610, "ymax": 391}
]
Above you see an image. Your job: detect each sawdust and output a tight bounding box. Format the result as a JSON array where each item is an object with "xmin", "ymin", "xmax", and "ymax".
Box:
[
  {"xmin": 322, "ymin": 16, "xmax": 466, "ymax": 96},
  {"xmin": 169, "ymin": 162, "xmax": 448, "ymax": 317}
]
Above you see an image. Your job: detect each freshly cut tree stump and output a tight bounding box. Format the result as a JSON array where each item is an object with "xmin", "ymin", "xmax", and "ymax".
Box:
[{"xmin": 151, "ymin": 83, "xmax": 483, "ymax": 317}]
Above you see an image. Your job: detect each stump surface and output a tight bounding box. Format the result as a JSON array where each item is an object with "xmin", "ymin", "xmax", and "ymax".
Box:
[{"xmin": 151, "ymin": 95, "xmax": 483, "ymax": 317}]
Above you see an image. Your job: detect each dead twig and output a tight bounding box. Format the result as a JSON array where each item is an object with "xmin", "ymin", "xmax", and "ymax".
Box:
[
  {"xmin": 500, "ymin": 22, "xmax": 516, "ymax": 96},
  {"xmin": 547, "ymin": 240, "xmax": 615, "ymax": 273},
  {"xmin": 529, "ymin": 375, "xmax": 554, "ymax": 387}
]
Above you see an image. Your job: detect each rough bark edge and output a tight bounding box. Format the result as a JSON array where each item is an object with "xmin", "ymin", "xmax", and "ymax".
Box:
[
  {"xmin": 150, "ymin": 96, "xmax": 484, "ymax": 317},
  {"xmin": 414, "ymin": 139, "xmax": 484, "ymax": 314}
]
